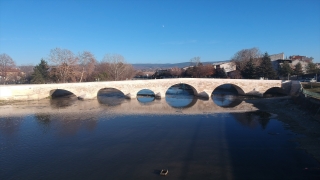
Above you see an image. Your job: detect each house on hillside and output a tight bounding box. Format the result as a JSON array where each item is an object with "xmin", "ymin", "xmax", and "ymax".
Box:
[
  {"xmin": 289, "ymin": 55, "xmax": 313, "ymax": 62},
  {"xmin": 212, "ymin": 61, "xmax": 236, "ymax": 73},
  {"xmin": 269, "ymin": 53, "xmax": 316, "ymax": 78},
  {"xmin": 269, "ymin": 53, "xmax": 292, "ymax": 71},
  {"xmin": 211, "ymin": 61, "xmax": 239, "ymax": 79},
  {"xmin": 0, "ymin": 68, "xmax": 24, "ymax": 84},
  {"xmin": 269, "ymin": 53, "xmax": 285, "ymax": 61},
  {"xmin": 289, "ymin": 55, "xmax": 314, "ymax": 73}
]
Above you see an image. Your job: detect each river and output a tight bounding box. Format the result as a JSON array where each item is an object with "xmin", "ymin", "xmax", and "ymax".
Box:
[{"xmin": 0, "ymin": 88, "xmax": 319, "ymax": 179}]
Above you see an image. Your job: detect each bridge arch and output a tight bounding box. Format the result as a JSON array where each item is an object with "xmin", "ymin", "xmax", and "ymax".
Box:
[
  {"xmin": 97, "ymin": 87, "xmax": 125, "ymax": 96},
  {"xmin": 212, "ymin": 83, "xmax": 245, "ymax": 96},
  {"xmin": 136, "ymin": 89, "xmax": 156, "ymax": 103},
  {"xmin": 97, "ymin": 87, "xmax": 128, "ymax": 106},
  {"xmin": 164, "ymin": 83, "xmax": 198, "ymax": 96},
  {"xmin": 50, "ymin": 89, "xmax": 77, "ymax": 98},
  {"xmin": 97, "ymin": 87, "xmax": 127, "ymax": 97},
  {"xmin": 262, "ymin": 87, "xmax": 287, "ymax": 97}
]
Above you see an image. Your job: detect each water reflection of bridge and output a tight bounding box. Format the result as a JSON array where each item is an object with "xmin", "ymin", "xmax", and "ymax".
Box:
[
  {"xmin": 0, "ymin": 98, "xmax": 258, "ymax": 117},
  {"xmin": 0, "ymin": 97, "xmax": 274, "ymax": 140}
]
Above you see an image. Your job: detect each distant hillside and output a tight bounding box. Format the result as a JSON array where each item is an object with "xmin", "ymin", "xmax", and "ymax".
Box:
[{"xmin": 132, "ymin": 61, "xmax": 230, "ymax": 70}]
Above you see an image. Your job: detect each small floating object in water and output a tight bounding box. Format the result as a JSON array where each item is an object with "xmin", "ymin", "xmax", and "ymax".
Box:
[{"xmin": 160, "ymin": 169, "xmax": 168, "ymax": 176}]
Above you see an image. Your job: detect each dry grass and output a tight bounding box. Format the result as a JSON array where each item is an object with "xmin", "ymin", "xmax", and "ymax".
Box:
[{"xmin": 301, "ymin": 82, "xmax": 320, "ymax": 93}]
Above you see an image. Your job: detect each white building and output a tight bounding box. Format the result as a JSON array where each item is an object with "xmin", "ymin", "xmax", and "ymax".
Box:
[{"xmin": 212, "ymin": 61, "xmax": 236, "ymax": 73}]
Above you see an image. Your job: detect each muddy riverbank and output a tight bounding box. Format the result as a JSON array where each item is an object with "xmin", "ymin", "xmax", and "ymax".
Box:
[{"xmin": 247, "ymin": 96, "xmax": 320, "ymax": 163}]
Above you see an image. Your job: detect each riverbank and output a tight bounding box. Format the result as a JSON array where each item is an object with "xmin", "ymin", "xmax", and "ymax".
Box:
[{"xmin": 247, "ymin": 96, "xmax": 320, "ymax": 163}]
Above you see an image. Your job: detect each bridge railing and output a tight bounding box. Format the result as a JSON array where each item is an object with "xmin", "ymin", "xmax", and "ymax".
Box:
[{"xmin": 300, "ymin": 82, "xmax": 320, "ymax": 99}]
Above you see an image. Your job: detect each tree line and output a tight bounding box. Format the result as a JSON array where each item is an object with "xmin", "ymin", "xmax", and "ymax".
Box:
[
  {"xmin": 151, "ymin": 60, "xmax": 228, "ymax": 79},
  {"xmin": 231, "ymin": 47, "xmax": 319, "ymax": 80},
  {"xmin": 0, "ymin": 48, "xmax": 136, "ymax": 84},
  {"xmin": 1, "ymin": 47, "xmax": 319, "ymax": 84}
]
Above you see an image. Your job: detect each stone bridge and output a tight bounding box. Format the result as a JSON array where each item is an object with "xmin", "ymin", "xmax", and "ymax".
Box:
[{"xmin": 0, "ymin": 78, "xmax": 283, "ymax": 101}]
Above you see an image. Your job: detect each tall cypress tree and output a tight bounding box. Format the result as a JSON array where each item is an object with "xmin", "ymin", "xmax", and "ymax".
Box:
[
  {"xmin": 256, "ymin": 53, "xmax": 277, "ymax": 79},
  {"xmin": 242, "ymin": 58, "xmax": 256, "ymax": 79},
  {"xmin": 278, "ymin": 62, "xmax": 293, "ymax": 78},
  {"xmin": 306, "ymin": 62, "xmax": 320, "ymax": 74},
  {"xmin": 293, "ymin": 62, "xmax": 303, "ymax": 76},
  {"xmin": 31, "ymin": 59, "xmax": 49, "ymax": 84},
  {"xmin": 215, "ymin": 68, "xmax": 227, "ymax": 78}
]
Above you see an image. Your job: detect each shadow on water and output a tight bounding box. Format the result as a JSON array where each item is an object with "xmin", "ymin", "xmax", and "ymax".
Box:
[
  {"xmin": 232, "ymin": 111, "xmax": 271, "ymax": 129},
  {"xmin": 165, "ymin": 84, "xmax": 198, "ymax": 108},
  {"xmin": 34, "ymin": 113, "xmax": 99, "ymax": 137},
  {"xmin": 35, "ymin": 114, "xmax": 52, "ymax": 134},
  {"xmin": 137, "ymin": 89, "xmax": 155, "ymax": 104},
  {"xmin": 97, "ymin": 88, "xmax": 128, "ymax": 106},
  {"xmin": 0, "ymin": 117, "xmax": 23, "ymax": 137},
  {"xmin": 180, "ymin": 117, "xmax": 202, "ymax": 179}
]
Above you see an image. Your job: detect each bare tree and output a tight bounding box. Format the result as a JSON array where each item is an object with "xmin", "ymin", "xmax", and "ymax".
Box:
[
  {"xmin": 231, "ymin": 47, "xmax": 261, "ymax": 71},
  {"xmin": 48, "ymin": 48, "xmax": 78, "ymax": 83},
  {"xmin": 190, "ymin": 56, "xmax": 201, "ymax": 66},
  {"xmin": 170, "ymin": 67, "xmax": 183, "ymax": 77},
  {"xmin": 91, "ymin": 62, "xmax": 109, "ymax": 81},
  {"xmin": 78, "ymin": 51, "xmax": 97, "ymax": 82},
  {"xmin": 121, "ymin": 64, "xmax": 136, "ymax": 80},
  {"xmin": 0, "ymin": 53, "xmax": 16, "ymax": 84},
  {"xmin": 200, "ymin": 64, "xmax": 215, "ymax": 77},
  {"xmin": 102, "ymin": 54, "xmax": 131, "ymax": 81}
]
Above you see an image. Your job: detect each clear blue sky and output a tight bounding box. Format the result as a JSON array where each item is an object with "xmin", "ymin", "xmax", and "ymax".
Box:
[{"xmin": 0, "ymin": 0, "xmax": 319, "ymax": 65}]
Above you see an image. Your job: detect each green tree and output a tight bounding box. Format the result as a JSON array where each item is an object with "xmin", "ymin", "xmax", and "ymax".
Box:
[
  {"xmin": 278, "ymin": 62, "xmax": 293, "ymax": 79},
  {"xmin": 31, "ymin": 59, "xmax": 49, "ymax": 84},
  {"xmin": 93, "ymin": 72, "xmax": 109, "ymax": 81},
  {"xmin": 293, "ymin": 62, "xmax": 303, "ymax": 76},
  {"xmin": 242, "ymin": 58, "xmax": 256, "ymax": 79},
  {"xmin": 215, "ymin": 68, "xmax": 227, "ymax": 78},
  {"xmin": 306, "ymin": 62, "xmax": 319, "ymax": 74},
  {"xmin": 256, "ymin": 53, "xmax": 277, "ymax": 79}
]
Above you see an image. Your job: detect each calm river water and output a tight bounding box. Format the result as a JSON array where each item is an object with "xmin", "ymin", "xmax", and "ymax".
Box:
[{"xmin": 0, "ymin": 88, "xmax": 319, "ymax": 179}]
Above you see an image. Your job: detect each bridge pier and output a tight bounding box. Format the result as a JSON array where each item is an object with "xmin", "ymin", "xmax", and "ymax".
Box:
[
  {"xmin": 196, "ymin": 91, "xmax": 210, "ymax": 99},
  {"xmin": 124, "ymin": 93, "xmax": 136, "ymax": 99},
  {"xmin": 155, "ymin": 93, "xmax": 163, "ymax": 99}
]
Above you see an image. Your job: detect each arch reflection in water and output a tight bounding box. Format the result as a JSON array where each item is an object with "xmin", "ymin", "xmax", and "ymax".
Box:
[
  {"xmin": 232, "ymin": 111, "xmax": 271, "ymax": 129},
  {"xmin": 137, "ymin": 89, "xmax": 155, "ymax": 104},
  {"xmin": 50, "ymin": 89, "xmax": 78, "ymax": 108},
  {"xmin": 165, "ymin": 83, "xmax": 197, "ymax": 108},
  {"xmin": 97, "ymin": 88, "xmax": 127, "ymax": 106},
  {"xmin": 212, "ymin": 84, "xmax": 243, "ymax": 108}
]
